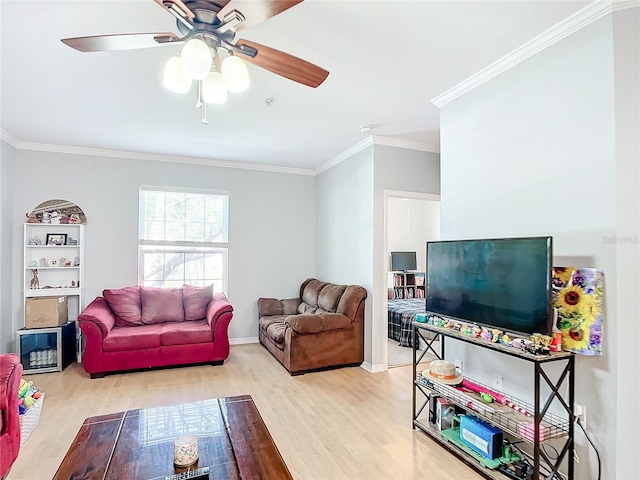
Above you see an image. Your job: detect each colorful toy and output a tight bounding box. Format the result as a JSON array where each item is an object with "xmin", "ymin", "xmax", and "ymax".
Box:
[{"xmin": 17, "ymin": 378, "xmax": 42, "ymax": 414}]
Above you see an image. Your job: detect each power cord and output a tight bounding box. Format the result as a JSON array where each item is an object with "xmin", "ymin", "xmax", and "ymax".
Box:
[{"xmin": 576, "ymin": 417, "xmax": 601, "ymax": 480}]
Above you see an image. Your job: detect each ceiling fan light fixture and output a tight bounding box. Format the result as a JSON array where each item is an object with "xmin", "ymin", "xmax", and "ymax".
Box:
[
  {"xmin": 163, "ymin": 56, "xmax": 191, "ymax": 93},
  {"xmin": 181, "ymin": 38, "xmax": 212, "ymax": 80},
  {"xmin": 202, "ymin": 71, "xmax": 228, "ymax": 105},
  {"xmin": 221, "ymin": 55, "xmax": 249, "ymax": 93}
]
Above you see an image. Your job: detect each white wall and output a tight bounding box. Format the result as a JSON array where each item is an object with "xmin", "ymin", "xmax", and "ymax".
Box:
[
  {"xmin": 439, "ymin": 14, "xmax": 635, "ymax": 479},
  {"xmin": 315, "ymin": 145, "xmax": 441, "ymax": 371},
  {"xmin": 316, "ymin": 146, "xmax": 375, "ymax": 364},
  {"xmin": 612, "ymin": 8, "xmax": 640, "ymax": 479},
  {"xmin": 388, "ymin": 197, "xmax": 440, "ymax": 272},
  {"xmin": 1, "ymin": 140, "xmax": 15, "ymax": 352},
  {"xmin": 10, "ymin": 150, "xmax": 316, "ymax": 345}
]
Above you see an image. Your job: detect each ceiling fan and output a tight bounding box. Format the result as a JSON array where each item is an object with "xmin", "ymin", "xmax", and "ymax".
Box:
[{"xmin": 61, "ymin": 0, "xmax": 329, "ymax": 89}]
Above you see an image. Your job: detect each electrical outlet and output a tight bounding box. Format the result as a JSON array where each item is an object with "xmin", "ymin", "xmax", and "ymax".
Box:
[
  {"xmin": 492, "ymin": 374, "xmax": 503, "ymax": 391},
  {"xmin": 575, "ymin": 403, "xmax": 587, "ymax": 427},
  {"xmin": 454, "ymin": 358, "xmax": 463, "ymax": 373}
]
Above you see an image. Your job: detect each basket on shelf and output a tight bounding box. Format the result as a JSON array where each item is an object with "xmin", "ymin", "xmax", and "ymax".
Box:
[{"xmin": 19, "ymin": 392, "xmax": 45, "ymax": 447}]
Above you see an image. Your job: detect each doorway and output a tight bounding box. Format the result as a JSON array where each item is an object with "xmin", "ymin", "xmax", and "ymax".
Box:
[{"xmin": 383, "ymin": 191, "xmax": 441, "ymax": 368}]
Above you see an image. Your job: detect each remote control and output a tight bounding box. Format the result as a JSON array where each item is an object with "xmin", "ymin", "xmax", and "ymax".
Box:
[{"xmin": 164, "ymin": 466, "xmax": 210, "ymax": 480}]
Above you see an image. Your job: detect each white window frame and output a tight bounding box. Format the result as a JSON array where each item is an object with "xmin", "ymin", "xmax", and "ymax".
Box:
[{"xmin": 138, "ymin": 186, "xmax": 229, "ymax": 293}]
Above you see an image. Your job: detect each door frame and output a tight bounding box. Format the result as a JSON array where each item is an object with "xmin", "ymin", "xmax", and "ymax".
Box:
[{"xmin": 382, "ymin": 189, "xmax": 441, "ymax": 370}]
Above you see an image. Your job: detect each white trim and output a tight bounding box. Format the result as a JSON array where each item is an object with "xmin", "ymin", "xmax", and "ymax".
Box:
[
  {"xmin": 385, "ymin": 190, "xmax": 441, "ymax": 202},
  {"xmin": 361, "ymin": 362, "xmax": 386, "ymax": 373},
  {"xmin": 432, "ymin": 0, "xmax": 639, "ymax": 108},
  {"xmin": 0, "ymin": 129, "xmax": 19, "ymax": 147},
  {"xmin": 13, "ymin": 141, "xmax": 316, "ymax": 176},
  {"xmin": 315, "ymin": 137, "xmax": 374, "ymax": 174},
  {"xmin": 372, "ymin": 135, "xmax": 440, "ymax": 154},
  {"xmin": 229, "ymin": 337, "xmax": 259, "ymax": 345},
  {"xmin": 316, "ymin": 135, "xmax": 439, "ymax": 175}
]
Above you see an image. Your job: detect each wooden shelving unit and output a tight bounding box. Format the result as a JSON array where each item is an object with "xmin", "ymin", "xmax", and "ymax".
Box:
[{"xmin": 391, "ymin": 271, "xmax": 425, "ymax": 299}]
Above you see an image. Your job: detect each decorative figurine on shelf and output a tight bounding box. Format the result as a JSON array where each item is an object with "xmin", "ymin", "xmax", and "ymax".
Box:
[
  {"xmin": 529, "ymin": 333, "xmax": 552, "ymax": 355},
  {"xmin": 69, "ymin": 214, "xmax": 81, "ymax": 224},
  {"xmin": 500, "ymin": 334, "xmax": 512, "ymax": 346},
  {"xmin": 491, "ymin": 329, "xmax": 501, "ymax": 343},
  {"xmin": 30, "ymin": 270, "xmax": 39, "ymax": 289},
  {"xmin": 25, "ymin": 212, "xmax": 39, "ymax": 223},
  {"xmin": 50, "ymin": 211, "xmax": 61, "ymax": 224},
  {"xmin": 41, "ymin": 212, "xmax": 51, "ymax": 224},
  {"xmin": 28, "ymin": 236, "xmax": 42, "ymax": 245}
]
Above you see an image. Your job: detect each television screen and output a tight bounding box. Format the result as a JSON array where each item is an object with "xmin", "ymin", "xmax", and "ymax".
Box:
[
  {"xmin": 391, "ymin": 251, "xmax": 417, "ymax": 271},
  {"xmin": 426, "ymin": 237, "xmax": 552, "ymax": 336}
]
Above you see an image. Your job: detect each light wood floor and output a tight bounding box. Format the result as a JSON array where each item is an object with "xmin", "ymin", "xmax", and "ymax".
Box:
[{"xmin": 7, "ymin": 344, "xmax": 482, "ymax": 480}]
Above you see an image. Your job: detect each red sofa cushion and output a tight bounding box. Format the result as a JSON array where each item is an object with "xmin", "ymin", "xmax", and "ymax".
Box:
[
  {"xmin": 103, "ymin": 286, "xmax": 142, "ymax": 327},
  {"xmin": 182, "ymin": 284, "xmax": 213, "ymax": 321},
  {"xmin": 161, "ymin": 321, "xmax": 212, "ymax": 346},
  {"xmin": 141, "ymin": 287, "xmax": 184, "ymax": 324},
  {"xmin": 103, "ymin": 325, "xmax": 162, "ymax": 352}
]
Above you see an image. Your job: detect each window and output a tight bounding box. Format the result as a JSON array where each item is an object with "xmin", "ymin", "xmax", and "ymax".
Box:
[{"xmin": 139, "ymin": 187, "xmax": 229, "ymax": 292}]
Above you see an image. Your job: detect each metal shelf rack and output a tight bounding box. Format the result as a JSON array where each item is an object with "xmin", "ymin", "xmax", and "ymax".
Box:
[{"xmin": 412, "ymin": 321, "xmax": 575, "ymax": 480}]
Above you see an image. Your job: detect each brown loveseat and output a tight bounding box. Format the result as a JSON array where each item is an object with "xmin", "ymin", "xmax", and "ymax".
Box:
[{"xmin": 258, "ymin": 278, "xmax": 367, "ymax": 375}]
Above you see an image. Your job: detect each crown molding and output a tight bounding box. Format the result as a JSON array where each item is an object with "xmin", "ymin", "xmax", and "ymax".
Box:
[
  {"xmin": 315, "ymin": 137, "xmax": 374, "ymax": 174},
  {"xmin": 14, "ymin": 141, "xmax": 316, "ymax": 176},
  {"xmin": 372, "ymin": 135, "xmax": 440, "ymax": 153},
  {"xmin": 432, "ymin": 0, "xmax": 638, "ymax": 108},
  {"xmin": 316, "ymin": 135, "xmax": 439, "ymax": 175},
  {"xmin": 0, "ymin": 129, "xmax": 19, "ymax": 147}
]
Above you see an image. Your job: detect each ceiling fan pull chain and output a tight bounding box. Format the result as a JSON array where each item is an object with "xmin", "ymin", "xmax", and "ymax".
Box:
[
  {"xmin": 196, "ymin": 80, "xmax": 203, "ymax": 109},
  {"xmin": 201, "ymin": 101, "xmax": 209, "ymax": 125}
]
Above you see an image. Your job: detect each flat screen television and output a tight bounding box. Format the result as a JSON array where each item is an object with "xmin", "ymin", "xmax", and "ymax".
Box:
[
  {"xmin": 426, "ymin": 236, "xmax": 552, "ymax": 336},
  {"xmin": 391, "ymin": 251, "xmax": 417, "ymax": 271}
]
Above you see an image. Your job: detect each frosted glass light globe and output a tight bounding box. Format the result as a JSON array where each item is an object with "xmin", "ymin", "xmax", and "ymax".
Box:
[
  {"xmin": 202, "ymin": 71, "xmax": 228, "ymax": 104},
  {"xmin": 221, "ymin": 55, "xmax": 249, "ymax": 92},
  {"xmin": 163, "ymin": 56, "xmax": 191, "ymax": 93},
  {"xmin": 181, "ymin": 38, "xmax": 212, "ymax": 80}
]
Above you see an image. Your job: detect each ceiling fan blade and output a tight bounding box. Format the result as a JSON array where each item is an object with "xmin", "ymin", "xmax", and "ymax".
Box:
[
  {"xmin": 153, "ymin": 0, "xmax": 195, "ymax": 20},
  {"xmin": 235, "ymin": 39, "xmax": 328, "ymax": 88},
  {"xmin": 61, "ymin": 33, "xmax": 181, "ymax": 52},
  {"xmin": 218, "ymin": 0, "xmax": 303, "ymax": 32}
]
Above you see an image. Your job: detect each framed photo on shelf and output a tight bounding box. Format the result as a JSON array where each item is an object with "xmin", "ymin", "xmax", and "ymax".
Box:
[{"xmin": 46, "ymin": 233, "xmax": 67, "ymax": 246}]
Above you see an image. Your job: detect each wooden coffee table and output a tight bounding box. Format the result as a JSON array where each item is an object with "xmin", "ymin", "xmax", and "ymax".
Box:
[{"xmin": 53, "ymin": 395, "xmax": 292, "ymax": 480}]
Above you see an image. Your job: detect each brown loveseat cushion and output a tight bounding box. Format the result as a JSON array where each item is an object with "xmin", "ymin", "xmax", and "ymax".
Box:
[
  {"xmin": 183, "ymin": 284, "xmax": 213, "ymax": 321},
  {"xmin": 103, "ymin": 285, "xmax": 142, "ymax": 327},
  {"xmin": 297, "ymin": 279, "xmax": 328, "ymax": 314},
  {"xmin": 318, "ymin": 284, "xmax": 346, "ymax": 312},
  {"xmin": 141, "ymin": 287, "xmax": 184, "ymax": 324},
  {"xmin": 286, "ymin": 313, "xmax": 351, "ymax": 334}
]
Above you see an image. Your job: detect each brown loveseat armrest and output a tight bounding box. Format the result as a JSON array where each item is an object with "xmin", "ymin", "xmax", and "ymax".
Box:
[
  {"xmin": 285, "ymin": 313, "xmax": 351, "ymax": 335},
  {"xmin": 257, "ymin": 297, "xmax": 299, "ymax": 317}
]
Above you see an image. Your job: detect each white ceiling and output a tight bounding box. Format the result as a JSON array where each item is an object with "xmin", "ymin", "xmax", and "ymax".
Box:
[{"xmin": 1, "ymin": 0, "xmax": 591, "ymax": 171}]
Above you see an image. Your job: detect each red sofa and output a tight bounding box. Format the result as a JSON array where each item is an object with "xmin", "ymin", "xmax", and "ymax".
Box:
[
  {"xmin": 79, "ymin": 285, "xmax": 233, "ymax": 378},
  {"xmin": 1, "ymin": 354, "xmax": 22, "ymax": 479}
]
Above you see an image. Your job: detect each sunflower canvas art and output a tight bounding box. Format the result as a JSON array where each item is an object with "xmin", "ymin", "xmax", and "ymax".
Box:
[{"xmin": 552, "ymin": 267, "xmax": 604, "ymax": 356}]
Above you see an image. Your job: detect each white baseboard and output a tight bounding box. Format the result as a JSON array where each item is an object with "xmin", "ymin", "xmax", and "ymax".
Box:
[
  {"xmin": 361, "ymin": 362, "xmax": 386, "ymax": 373},
  {"xmin": 229, "ymin": 337, "xmax": 259, "ymax": 345}
]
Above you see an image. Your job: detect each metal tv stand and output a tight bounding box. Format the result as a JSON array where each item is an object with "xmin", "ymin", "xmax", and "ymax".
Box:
[{"xmin": 412, "ymin": 321, "xmax": 575, "ymax": 480}]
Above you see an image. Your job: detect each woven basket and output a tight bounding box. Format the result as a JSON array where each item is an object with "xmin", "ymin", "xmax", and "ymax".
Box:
[{"xmin": 19, "ymin": 393, "xmax": 45, "ymax": 447}]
